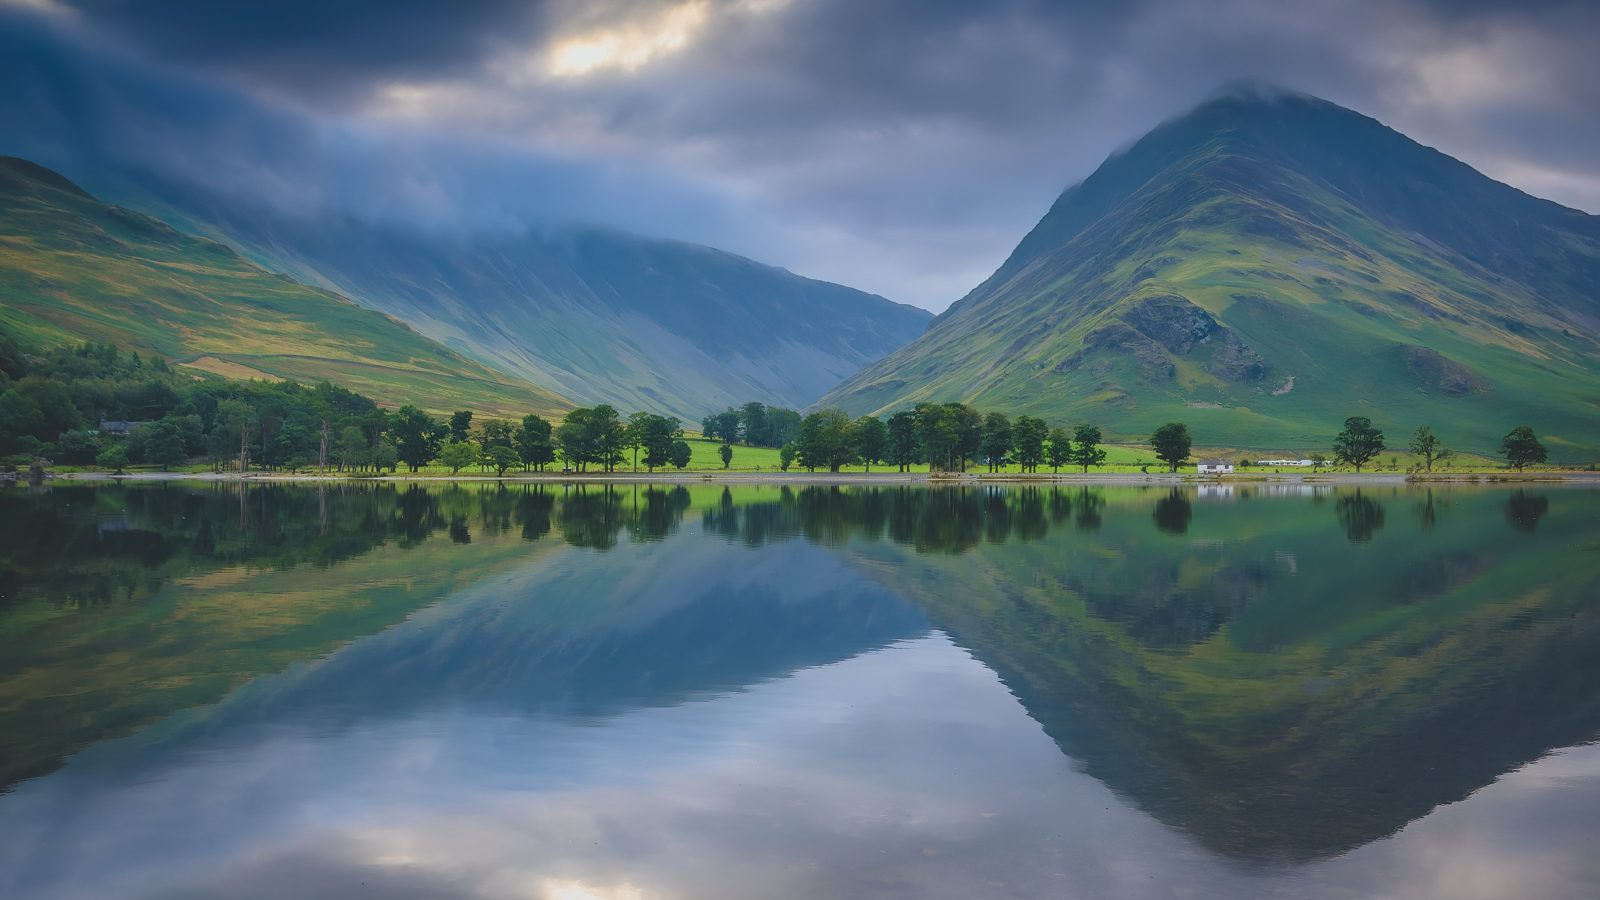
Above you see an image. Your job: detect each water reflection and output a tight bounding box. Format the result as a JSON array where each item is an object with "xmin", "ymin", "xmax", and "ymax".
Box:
[{"xmin": 0, "ymin": 482, "xmax": 1597, "ymax": 899}]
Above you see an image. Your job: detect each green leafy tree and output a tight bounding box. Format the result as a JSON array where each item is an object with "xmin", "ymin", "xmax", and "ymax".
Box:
[
  {"xmin": 334, "ymin": 425, "xmax": 370, "ymax": 472},
  {"xmin": 95, "ymin": 443, "xmax": 128, "ymax": 474},
  {"xmin": 779, "ymin": 443, "xmax": 795, "ymax": 472},
  {"xmin": 853, "ymin": 416, "xmax": 889, "ymax": 472},
  {"xmin": 669, "ymin": 439, "xmax": 692, "ymax": 469},
  {"xmin": 1070, "ymin": 423, "xmax": 1108, "ymax": 473},
  {"xmin": 448, "ymin": 410, "xmax": 473, "ymax": 443},
  {"xmin": 701, "ymin": 409, "xmax": 741, "ymax": 444},
  {"xmin": 373, "ymin": 440, "xmax": 400, "ymax": 473},
  {"xmin": 981, "ymin": 412, "xmax": 1013, "ymax": 472},
  {"xmin": 1151, "ymin": 422, "xmax": 1192, "ymax": 473},
  {"xmin": 390, "ymin": 405, "xmax": 444, "ymax": 472},
  {"xmin": 55, "ymin": 429, "xmax": 101, "ymax": 465},
  {"xmin": 486, "ymin": 444, "xmax": 520, "ymax": 477},
  {"xmin": 639, "ymin": 415, "xmax": 681, "ymax": 472},
  {"xmin": 0, "ymin": 388, "xmax": 45, "ymax": 455},
  {"xmin": 479, "ymin": 419, "xmax": 514, "ymax": 452},
  {"xmin": 766, "ymin": 408, "xmax": 803, "ymax": 448},
  {"xmin": 1500, "ymin": 425, "xmax": 1548, "ymax": 471},
  {"xmin": 1332, "ymin": 416, "xmax": 1385, "ymax": 472},
  {"xmin": 797, "ymin": 409, "xmax": 856, "ymax": 472},
  {"xmin": 440, "ymin": 439, "xmax": 478, "ymax": 474},
  {"xmin": 719, "ymin": 442, "xmax": 733, "ymax": 469},
  {"xmin": 515, "ymin": 414, "xmax": 556, "ymax": 472},
  {"xmin": 951, "ymin": 405, "xmax": 983, "ymax": 472},
  {"xmin": 740, "ymin": 402, "xmax": 770, "ymax": 447},
  {"xmin": 624, "ymin": 412, "xmax": 650, "ymax": 472},
  {"xmin": 887, "ymin": 411, "xmax": 919, "ymax": 472},
  {"xmin": 134, "ymin": 419, "xmax": 187, "ymax": 471},
  {"xmin": 1046, "ymin": 427, "xmax": 1072, "ymax": 473},
  {"xmin": 1310, "ymin": 452, "xmax": 1327, "ymax": 472},
  {"xmin": 1012, "ymin": 416, "xmax": 1048, "ymax": 473},
  {"xmin": 1407, "ymin": 425, "xmax": 1452, "ymax": 473}
]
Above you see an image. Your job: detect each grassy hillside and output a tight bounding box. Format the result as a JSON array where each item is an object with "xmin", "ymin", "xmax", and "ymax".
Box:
[
  {"xmin": 820, "ymin": 89, "xmax": 1600, "ymax": 460},
  {"xmin": 110, "ymin": 183, "xmax": 932, "ymax": 421},
  {"xmin": 0, "ymin": 157, "xmax": 571, "ymax": 418}
]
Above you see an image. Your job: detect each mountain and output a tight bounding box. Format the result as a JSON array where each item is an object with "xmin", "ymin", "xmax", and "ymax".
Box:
[
  {"xmin": 109, "ymin": 184, "xmax": 932, "ymax": 422},
  {"xmin": 819, "ymin": 85, "xmax": 1600, "ymax": 458},
  {"xmin": 0, "ymin": 158, "xmax": 571, "ymax": 418}
]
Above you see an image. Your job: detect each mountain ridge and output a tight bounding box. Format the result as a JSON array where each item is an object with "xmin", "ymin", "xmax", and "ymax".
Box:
[
  {"xmin": 819, "ymin": 88, "xmax": 1600, "ymax": 457},
  {"xmin": 86, "ymin": 173, "xmax": 933, "ymax": 422}
]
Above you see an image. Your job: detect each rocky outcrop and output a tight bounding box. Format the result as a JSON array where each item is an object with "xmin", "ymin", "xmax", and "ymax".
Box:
[{"xmin": 1393, "ymin": 345, "xmax": 1491, "ymax": 395}]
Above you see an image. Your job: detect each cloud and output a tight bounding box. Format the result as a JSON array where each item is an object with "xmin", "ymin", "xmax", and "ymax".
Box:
[{"xmin": 2, "ymin": 0, "xmax": 1597, "ymax": 310}]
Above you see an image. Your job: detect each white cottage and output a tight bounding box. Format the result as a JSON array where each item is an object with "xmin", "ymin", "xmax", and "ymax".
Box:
[{"xmin": 1196, "ymin": 459, "xmax": 1235, "ymax": 475}]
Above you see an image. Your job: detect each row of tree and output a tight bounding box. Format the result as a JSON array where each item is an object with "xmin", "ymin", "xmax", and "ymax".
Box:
[
  {"xmin": 746, "ymin": 403, "xmax": 1112, "ymax": 473},
  {"xmin": 1329, "ymin": 417, "xmax": 1548, "ymax": 472}
]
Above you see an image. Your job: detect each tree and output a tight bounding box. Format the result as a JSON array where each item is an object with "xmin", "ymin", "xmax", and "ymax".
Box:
[
  {"xmin": 440, "ymin": 439, "xmax": 478, "ymax": 474},
  {"xmin": 1310, "ymin": 452, "xmax": 1327, "ymax": 473},
  {"xmin": 853, "ymin": 416, "xmax": 888, "ymax": 472},
  {"xmin": 556, "ymin": 406, "xmax": 624, "ymax": 472},
  {"xmin": 590, "ymin": 405, "xmax": 626, "ymax": 472},
  {"xmin": 95, "ymin": 443, "xmax": 128, "ymax": 474},
  {"xmin": 669, "ymin": 439, "xmax": 692, "ymax": 469},
  {"xmin": 625, "ymin": 412, "xmax": 651, "ymax": 472},
  {"xmin": 797, "ymin": 409, "xmax": 856, "ymax": 472},
  {"xmin": 448, "ymin": 410, "xmax": 473, "ymax": 443},
  {"xmin": 391, "ymin": 405, "xmax": 444, "ymax": 472},
  {"xmin": 951, "ymin": 405, "xmax": 983, "ymax": 472},
  {"xmin": 1070, "ymin": 423, "xmax": 1107, "ymax": 473},
  {"xmin": 479, "ymin": 419, "xmax": 514, "ymax": 452},
  {"xmin": 334, "ymin": 425, "xmax": 370, "ymax": 472},
  {"xmin": 1500, "ymin": 425, "xmax": 1547, "ymax": 471},
  {"xmin": 740, "ymin": 402, "xmax": 770, "ymax": 447},
  {"xmin": 373, "ymin": 440, "xmax": 400, "ymax": 473},
  {"xmin": 1012, "ymin": 416, "xmax": 1048, "ymax": 473},
  {"xmin": 133, "ymin": 419, "xmax": 187, "ymax": 471},
  {"xmin": 1150, "ymin": 422, "xmax": 1192, "ymax": 473},
  {"xmin": 1046, "ymin": 428, "xmax": 1072, "ymax": 473},
  {"xmin": 636, "ymin": 414, "xmax": 681, "ymax": 472},
  {"xmin": 779, "ymin": 443, "xmax": 795, "ymax": 472},
  {"xmin": 701, "ymin": 409, "xmax": 741, "ymax": 444},
  {"xmin": 1407, "ymin": 425, "xmax": 1452, "ymax": 473},
  {"xmin": 887, "ymin": 411, "xmax": 919, "ymax": 472},
  {"xmin": 980, "ymin": 413, "xmax": 1012, "ymax": 472},
  {"xmin": 486, "ymin": 444, "xmax": 520, "ymax": 477},
  {"xmin": 55, "ymin": 429, "xmax": 101, "ymax": 465},
  {"xmin": 516, "ymin": 414, "xmax": 556, "ymax": 472},
  {"xmin": 719, "ymin": 442, "xmax": 733, "ymax": 469},
  {"xmin": 1332, "ymin": 416, "xmax": 1385, "ymax": 472}
]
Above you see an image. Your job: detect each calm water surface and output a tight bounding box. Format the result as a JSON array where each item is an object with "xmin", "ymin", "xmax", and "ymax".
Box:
[{"xmin": 1, "ymin": 482, "xmax": 1598, "ymax": 899}]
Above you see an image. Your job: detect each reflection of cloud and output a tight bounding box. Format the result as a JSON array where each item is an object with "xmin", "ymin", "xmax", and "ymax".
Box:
[{"xmin": 2, "ymin": 636, "xmax": 1599, "ymax": 899}]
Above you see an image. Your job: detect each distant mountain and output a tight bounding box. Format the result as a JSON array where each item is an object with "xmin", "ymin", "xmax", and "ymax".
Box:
[
  {"xmin": 820, "ymin": 85, "xmax": 1600, "ymax": 457},
  {"xmin": 0, "ymin": 158, "xmax": 571, "ymax": 418},
  {"xmin": 108, "ymin": 184, "xmax": 932, "ymax": 422}
]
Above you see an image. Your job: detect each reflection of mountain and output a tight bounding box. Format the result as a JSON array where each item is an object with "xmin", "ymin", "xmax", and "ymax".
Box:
[
  {"xmin": 0, "ymin": 482, "xmax": 705, "ymax": 790},
  {"xmin": 834, "ymin": 488, "xmax": 1600, "ymax": 862},
  {"xmin": 55, "ymin": 534, "xmax": 928, "ymax": 778}
]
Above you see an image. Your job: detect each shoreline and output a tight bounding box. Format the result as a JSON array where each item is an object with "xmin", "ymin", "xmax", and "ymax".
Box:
[{"xmin": 34, "ymin": 470, "xmax": 1600, "ymax": 487}]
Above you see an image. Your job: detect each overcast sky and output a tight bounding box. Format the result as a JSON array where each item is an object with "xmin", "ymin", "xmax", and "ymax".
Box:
[{"xmin": 3, "ymin": 0, "xmax": 1598, "ymax": 311}]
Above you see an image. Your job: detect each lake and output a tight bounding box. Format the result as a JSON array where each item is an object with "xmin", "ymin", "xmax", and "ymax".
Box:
[{"xmin": 1, "ymin": 481, "xmax": 1598, "ymax": 899}]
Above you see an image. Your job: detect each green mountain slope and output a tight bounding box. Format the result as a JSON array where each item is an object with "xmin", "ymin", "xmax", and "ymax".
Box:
[
  {"xmin": 820, "ymin": 86, "xmax": 1600, "ymax": 458},
  {"xmin": 0, "ymin": 158, "xmax": 571, "ymax": 418},
  {"xmin": 116, "ymin": 188, "xmax": 932, "ymax": 421}
]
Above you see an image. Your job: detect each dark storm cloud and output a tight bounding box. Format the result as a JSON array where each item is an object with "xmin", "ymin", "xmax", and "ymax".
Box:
[{"xmin": 4, "ymin": 0, "xmax": 1598, "ymax": 309}]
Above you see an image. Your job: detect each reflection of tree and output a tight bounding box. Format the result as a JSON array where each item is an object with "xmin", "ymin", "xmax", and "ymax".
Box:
[
  {"xmin": 559, "ymin": 485, "xmax": 624, "ymax": 550},
  {"xmin": 1505, "ymin": 491, "xmax": 1550, "ymax": 534},
  {"xmin": 1152, "ymin": 488, "xmax": 1193, "ymax": 536},
  {"xmin": 1336, "ymin": 490, "xmax": 1385, "ymax": 543},
  {"xmin": 1415, "ymin": 489, "xmax": 1443, "ymax": 532},
  {"xmin": 1074, "ymin": 488, "xmax": 1105, "ymax": 532}
]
